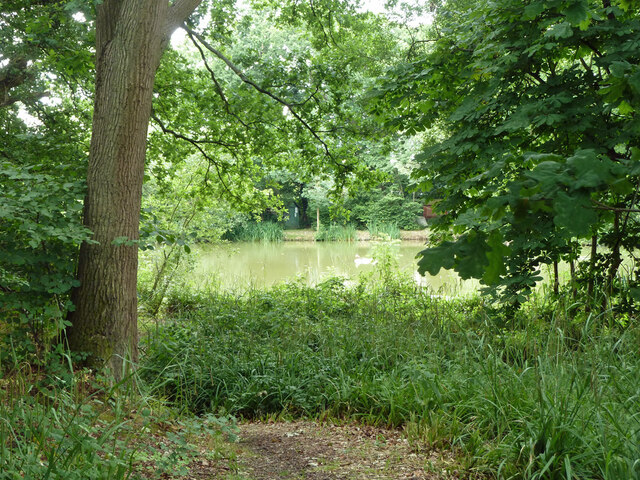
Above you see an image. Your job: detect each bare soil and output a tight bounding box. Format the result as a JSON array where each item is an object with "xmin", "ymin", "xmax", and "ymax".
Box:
[
  {"xmin": 138, "ymin": 420, "xmax": 462, "ymax": 479},
  {"xmin": 231, "ymin": 421, "xmax": 460, "ymax": 480}
]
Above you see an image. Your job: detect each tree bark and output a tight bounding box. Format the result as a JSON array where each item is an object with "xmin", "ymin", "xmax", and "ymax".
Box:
[{"xmin": 67, "ymin": 0, "xmax": 200, "ymax": 377}]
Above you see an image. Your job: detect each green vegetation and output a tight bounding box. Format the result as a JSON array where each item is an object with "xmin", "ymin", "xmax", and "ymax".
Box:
[
  {"xmin": 2, "ymin": 0, "xmax": 640, "ymax": 479},
  {"xmin": 1, "ymin": 378, "xmax": 137, "ymax": 480},
  {"xmin": 314, "ymin": 224, "xmax": 358, "ymax": 242},
  {"xmin": 373, "ymin": 0, "xmax": 640, "ymax": 309},
  {"xmin": 141, "ymin": 273, "xmax": 640, "ymax": 479},
  {"xmin": 367, "ymin": 222, "xmax": 401, "ymax": 240},
  {"xmin": 223, "ymin": 221, "xmax": 284, "ymax": 243},
  {"xmin": 348, "ymin": 193, "xmax": 423, "ymax": 231},
  {"xmin": 0, "ymin": 163, "xmax": 89, "ymax": 365},
  {"xmin": 0, "ymin": 353, "xmax": 237, "ymax": 479}
]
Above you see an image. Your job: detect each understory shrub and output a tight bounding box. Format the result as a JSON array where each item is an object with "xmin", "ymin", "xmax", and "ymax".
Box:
[
  {"xmin": 0, "ymin": 162, "xmax": 90, "ymax": 366},
  {"xmin": 0, "ymin": 361, "xmax": 139, "ymax": 480},
  {"xmin": 0, "ymin": 357, "xmax": 236, "ymax": 480}
]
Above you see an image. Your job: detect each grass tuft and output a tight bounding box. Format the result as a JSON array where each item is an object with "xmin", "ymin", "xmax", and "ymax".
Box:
[
  {"xmin": 225, "ymin": 221, "xmax": 284, "ymax": 242},
  {"xmin": 315, "ymin": 224, "xmax": 358, "ymax": 242}
]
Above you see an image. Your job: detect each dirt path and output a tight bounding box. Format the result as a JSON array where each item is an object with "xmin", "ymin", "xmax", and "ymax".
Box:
[{"xmin": 218, "ymin": 421, "xmax": 460, "ymax": 479}]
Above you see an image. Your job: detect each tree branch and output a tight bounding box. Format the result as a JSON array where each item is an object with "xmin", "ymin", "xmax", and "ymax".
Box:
[
  {"xmin": 151, "ymin": 113, "xmax": 241, "ymax": 150},
  {"xmin": 183, "ymin": 26, "xmax": 341, "ymax": 167},
  {"xmin": 1, "ymin": 91, "xmax": 49, "ymax": 108},
  {"xmin": 592, "ymin": 201, "xmax": 640, "ymax": 213},
  {"xmin": 151, "ymin": 113, "xmax": 246, "ymax": 204},
  {"xmin": 185, "ymin": 29, "xmax": 250, "ymax": 129},
  {"xmin": 166, "ymin": 0, "xmax": 202, "ymax": 36}
]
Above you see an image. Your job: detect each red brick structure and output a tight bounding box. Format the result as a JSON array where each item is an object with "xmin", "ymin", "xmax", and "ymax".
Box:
[{"xmin": 423, "ymin": 204, "xmax": 438, "ymax": 219}]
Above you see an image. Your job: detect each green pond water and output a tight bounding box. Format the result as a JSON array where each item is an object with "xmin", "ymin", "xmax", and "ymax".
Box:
[{"xmin": 195, "ymin": 241, "xmax": 479, "ymax": 294}]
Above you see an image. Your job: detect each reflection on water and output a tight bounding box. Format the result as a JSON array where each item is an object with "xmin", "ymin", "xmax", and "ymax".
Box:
[{"xmin": 195, "ymin": 241, "xmax": 478, "ymax": 294}]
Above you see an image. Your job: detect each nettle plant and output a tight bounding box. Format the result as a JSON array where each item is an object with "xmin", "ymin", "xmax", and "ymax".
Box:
[{"xmin": 372, "ymin": 0, "xmax": 640, "ymax": 310}]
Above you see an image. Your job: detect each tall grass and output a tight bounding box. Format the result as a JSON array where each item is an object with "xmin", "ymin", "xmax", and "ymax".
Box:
[
  {"xmin": 142, "ymin": 276, "xmax": 640, "ymax": 479},
  {"xmin": 315, "ymin": 223, "xmax": 358, "ymax": 242},
  {"xmin": 367, "ymin": 221, "xmax": 400, "ymax": 240},
  {"xmin": 0, "ymin": 351, "xmax": 235, "ymax": 479},
  {"xmin": 0, "ymin": 359, "xmax": 140, "ymax": 479},
  {"xmin": 225, "ymin": 221, "xmax": 283, "ymax": 242}
]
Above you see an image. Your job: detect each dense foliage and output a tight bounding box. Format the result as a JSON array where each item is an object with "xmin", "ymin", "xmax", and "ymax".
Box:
[
  {"xmin": 373, "ymin": 0, "xmax": 640, "ymax": 308},
  {"xmin": 0, "ymin": 0, "xmax": 93, "ymax": 360},
  {"xmin": 0, "ymin": 0, "xmax": 423, "ymax": 359},
  {"xmin": 3, "ymin": 1, "xmax": 640, "ymax": 478}
]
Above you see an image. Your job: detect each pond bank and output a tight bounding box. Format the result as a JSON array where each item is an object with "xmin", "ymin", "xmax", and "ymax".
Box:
[{"xmin": 283, "ymin": 228, "xmax": 429, "ymax": 242}]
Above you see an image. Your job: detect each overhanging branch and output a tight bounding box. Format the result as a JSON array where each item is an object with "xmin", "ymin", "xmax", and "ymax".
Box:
[
  {"xmin": 151, "ymin": 113, "xmax": 245, "ymax": 203},
  {"xmin": 1, "ymin": 91, "xmax": 49, "ymax": 108},
  {"xmin": 183, "ymin": 25, "xmax": 341, "ymax": 167},
  {"xmin": 185, "ymin": 29, "xmax": 250, "ymax": 129}
]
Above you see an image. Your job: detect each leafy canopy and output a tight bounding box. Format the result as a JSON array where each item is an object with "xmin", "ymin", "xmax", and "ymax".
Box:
[{"xmin": 372, "ymin": 0, "xmax": 640, "ymax": 305}]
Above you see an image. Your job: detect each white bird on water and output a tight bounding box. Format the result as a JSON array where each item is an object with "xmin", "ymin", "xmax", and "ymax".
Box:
[{"xmin": 354, "ymin": 254, "xmax": 376, "ymax": 267}]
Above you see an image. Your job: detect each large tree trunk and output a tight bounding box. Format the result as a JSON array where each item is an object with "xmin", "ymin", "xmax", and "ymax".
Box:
[{"xmin": 67, "ymin": 0, "xmax": 199, "ymax": 377}]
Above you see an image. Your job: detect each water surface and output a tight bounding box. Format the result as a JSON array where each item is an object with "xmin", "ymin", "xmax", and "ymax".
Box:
[{"xmin": 195, "ymin": 241, "xmax": 478, "ymax": 294}]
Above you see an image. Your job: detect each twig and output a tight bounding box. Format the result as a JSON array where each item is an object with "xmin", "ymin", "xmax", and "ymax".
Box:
[{"xmin": 592, "ymin": 200, "xmax": 640, "ymax": 213}]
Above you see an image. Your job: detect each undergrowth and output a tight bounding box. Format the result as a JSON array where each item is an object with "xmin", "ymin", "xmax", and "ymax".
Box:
[
  {"xmin": 367, "ymin": 221, "xmax": 401, "ymax": 240},
  {"xmin": 0, "ymin": 353, "xmax": 237, "ymax": 479},
  {"xmin": 141, "ymin": 275, "xmax": 640, "ymax": 479}
]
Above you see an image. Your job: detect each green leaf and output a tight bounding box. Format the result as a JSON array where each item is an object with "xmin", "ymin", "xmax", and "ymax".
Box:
[
  {"xmin": 454, "ymin": 233, "xmax": 490, "ymax": 280},
  {"xmin": 523, "ymin": 2, "xmax": 545, "ymax": 20},
  {"xmin": 610, "ymin": 61, "xmax": 630, "ymax": 78},
  {"xmin": 527, "ymin": 161, "xmax": 568, "ymax": 189},
  {"xmin": 553, "ymin": 191, "xmax": 597, "ymax": 236},
  {"xmin": 566, "ymin": 150, "xmax": 612, "ymax": 188},
  {"xmin": 629, "ymin": 70, "xmax": 640, "ymax": 95},
  {"xmin": 545, "ymin": 22, "xmax": 573, "ymax": 39},
  {"xmin": 618, "ymin": 100, "xmax": 634, "ymax": 115},
  {"xmin": 563, "ymin": 0, "xmax": 589, "ymax": 27},
  {"xmin": 416, "ymin": 242, "xmax": 456, "ymax": 276}
]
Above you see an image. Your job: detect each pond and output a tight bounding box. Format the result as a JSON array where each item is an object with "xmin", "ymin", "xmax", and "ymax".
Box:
[{"xmin": 195, "ymin": 241, "xmax": 479, "ymax": 294}]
